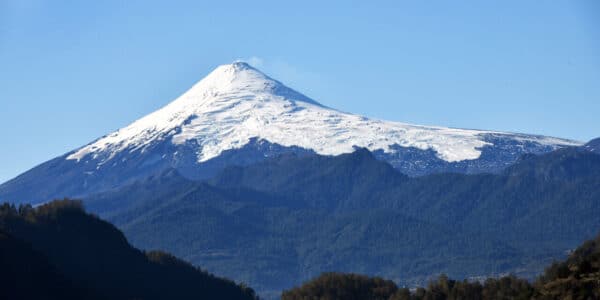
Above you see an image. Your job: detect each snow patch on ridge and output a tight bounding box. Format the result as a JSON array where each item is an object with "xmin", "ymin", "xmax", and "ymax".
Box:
[{"xmin": 67, "ymin": 62, "xmax": 581, "ymax": 165}]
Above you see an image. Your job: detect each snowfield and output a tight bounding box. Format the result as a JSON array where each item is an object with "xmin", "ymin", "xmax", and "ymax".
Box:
[{"xmin": 67, "ymin": 62, "xmax": 580, "ymax": 165}]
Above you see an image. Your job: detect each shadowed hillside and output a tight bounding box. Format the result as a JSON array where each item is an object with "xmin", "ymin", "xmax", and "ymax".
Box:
[
  {"xmin": 84, "ymin": 146, "xmax": 600, "ymax": 295},
  {"xmin": 0, "ymin": 200, "xmax": 258, "ymax": 300}
]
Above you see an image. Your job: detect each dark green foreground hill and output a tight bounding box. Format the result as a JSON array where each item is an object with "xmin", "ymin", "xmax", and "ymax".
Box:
[
  {"xmin": 282, "ymin": 232, "xmax": 600, "ymax": 300},
  {"xmin": 0, "ymin": 200, "xmax": 257, "ymax": 300},
  {"xmin": 0, "ymin": 229, "xmax": 96, "ymax": 300}
]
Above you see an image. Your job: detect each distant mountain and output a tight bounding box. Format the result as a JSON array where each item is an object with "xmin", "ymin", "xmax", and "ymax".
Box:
[
  {"xmin": 0, "ymin": 200, "xmax": 257, "ymax": 300},
  {"xmin": 0, "ymin": 62, "xmax": 580, "ymax": 204},
  {"xmin": 584, "ymin": 137, "xmax": 600, "ymax": 153},
  {"xmin": 82, "ymin": 146, "xmax": 600, "ymax": 297}
]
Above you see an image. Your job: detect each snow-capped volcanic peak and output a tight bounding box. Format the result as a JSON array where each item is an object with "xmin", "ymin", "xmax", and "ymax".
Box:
[{"xmin": 67, "ymin": 62, "xmax": 579, "ymax": 165}]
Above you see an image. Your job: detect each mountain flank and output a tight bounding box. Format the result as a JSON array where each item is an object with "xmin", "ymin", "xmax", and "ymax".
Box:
[{"xmin": 79, "ymin": 145, "xmax": 600, "ymax": 296}]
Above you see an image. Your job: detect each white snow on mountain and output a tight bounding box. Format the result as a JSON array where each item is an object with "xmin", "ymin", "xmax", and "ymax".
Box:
[{"xmin": 67, "ymin": 62, "xmax": 581, "ymax": 165}]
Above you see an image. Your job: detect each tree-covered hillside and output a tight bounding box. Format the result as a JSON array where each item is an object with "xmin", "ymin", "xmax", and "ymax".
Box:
[
  {"xmin": 0, "ymin": 200, "xmax": 258, "ymax": 300},
  {"xmin": 282, "ymin": 232, "xmax": 600, "ymax": 299},
  {"xmin": 82, "ymin": 147, "xmax": 600, "ymax": 296},
  {"xmin": 0, "ymin": 228, "xmax": 97, "ymax": 300}
]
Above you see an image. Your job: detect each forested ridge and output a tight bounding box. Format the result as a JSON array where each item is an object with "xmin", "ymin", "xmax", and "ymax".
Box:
[
  {"xmin": 84, "ymin": 147, "xmax": 600, "ymax": 295},
  {"xmin": 282, "ymin": 232, "xmax": 600, "ymax": 299},
  {"xmin": 3, "ymin": 200, "xmax": 599, "ymax": 299},
  {"xmin": 0, "ymin": 199, "xmax": 258, "ymax": 300},
  {"xmin": 1, "ymin": 146, "xmax": 598, "ymax": 298}
]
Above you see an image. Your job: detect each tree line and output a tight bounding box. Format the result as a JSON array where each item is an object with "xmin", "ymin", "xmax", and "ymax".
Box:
[{"xmin": 282, "ymin": 232, "xmax": 600, "ymax": 300}]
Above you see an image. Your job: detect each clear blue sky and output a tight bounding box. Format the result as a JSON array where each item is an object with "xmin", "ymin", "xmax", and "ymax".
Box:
[{"xmin": 1, "ymin": 0, "xmax": 599, "ymax": 183}]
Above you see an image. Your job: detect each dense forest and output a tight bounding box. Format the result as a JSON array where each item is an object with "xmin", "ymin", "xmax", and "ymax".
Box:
[
  {"xmin": 83, "ymin": 146, "xmax": 600, "ymax": 295},
  {"xmin": 0, "ymin": 199, "xmax": 258, "ymax": 300},
  {"xmin": 1, "ymin": 200, "xmax": 599, "ymax": 299},
  {"xmin": 1, "ymin": 145, "xmax": 598, "ymax": 298},
  {"xmin": 282, "ymin": 232, "xmax": 600, "ymax": 299},
  {"xmin": 0, "ymin": 228, "xmax": 96, "ymax": 299}
]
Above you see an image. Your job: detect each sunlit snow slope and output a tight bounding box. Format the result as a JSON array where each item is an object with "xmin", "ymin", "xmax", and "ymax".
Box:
[{"xmin": 67, "ymin": 62, "xmax": 578, "ymax": 165}]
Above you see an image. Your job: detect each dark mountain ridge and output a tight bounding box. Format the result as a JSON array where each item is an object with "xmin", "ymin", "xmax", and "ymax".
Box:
[
  {"xmin": 0, "ymin": 228, "xmax": 95, "ymax": 300},
  {"xmin": 0, "ymin": 200, "xmax": 257, "ymax": 300},
  {"xmin": 80, "ymin": 144, "xmax": 600, "ymax": 296}
]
